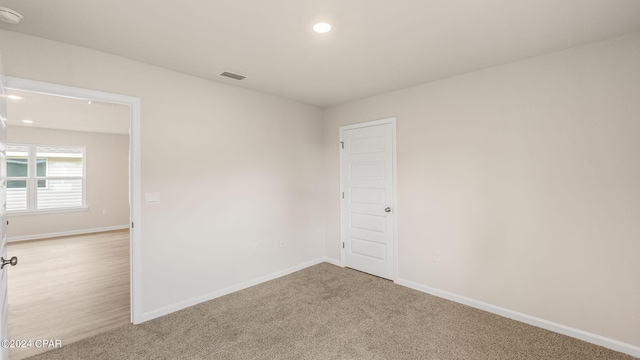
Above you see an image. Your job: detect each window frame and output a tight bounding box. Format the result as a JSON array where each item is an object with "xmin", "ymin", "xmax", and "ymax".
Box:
[
  {"xmin": 6, "ymin": 157, "xmax": 48, "ymax": 189},
  {"xmin": 7, "ymin": 143, "xmax": 87, "ymax": 215}
]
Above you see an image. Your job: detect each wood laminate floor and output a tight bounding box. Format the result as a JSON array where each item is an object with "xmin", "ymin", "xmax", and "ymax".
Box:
[{"xmin": 6, "ymin": 230, "xmax": 130, "ymax": 360}]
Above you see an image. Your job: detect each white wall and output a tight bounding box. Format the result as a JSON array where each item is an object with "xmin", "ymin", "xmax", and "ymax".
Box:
[
  {"xmin": 6, "ymin": 125, "xmax": 130, "ymax": 240},
  {"xmin": 323, "ymin": 32, "xmax": 640, "ymax": 348},
  {"xmin": 2, "ymin": 25, "xmax": 638, "ymax": 353},
  {"xmin": 0, "ymin": 30, "xmax": 325, "ymax": 316}
]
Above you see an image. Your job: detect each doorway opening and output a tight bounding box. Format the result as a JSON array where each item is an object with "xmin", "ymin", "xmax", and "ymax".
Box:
[{"xmin": 2, "ymin": 78, "xmax": 141, "ymax": 359}]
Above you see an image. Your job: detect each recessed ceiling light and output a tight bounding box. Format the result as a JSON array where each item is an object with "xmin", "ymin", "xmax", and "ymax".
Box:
[
  {"xmin": 313, "ymin": 22, "xmax": 332, "ymax": 34},
  {"xmin": 0, "ymin": 7, "xmax": 24, "ymax": 25},
  {"xmin": 7, "ymin": 95, "xmax": 24, "ymax": 100},
  {"xmin": 21, "ymin": 120, "xmax": 33, "ymax": 124}
]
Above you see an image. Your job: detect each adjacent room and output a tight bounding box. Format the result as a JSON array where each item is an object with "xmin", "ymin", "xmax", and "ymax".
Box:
[
  {"xmin": 3, "ymin": 90, "xmax": 131, "ymax": 360},
  {"xmin": 0, "ymin": 1, "xmax": 638, "ymax": 359}
]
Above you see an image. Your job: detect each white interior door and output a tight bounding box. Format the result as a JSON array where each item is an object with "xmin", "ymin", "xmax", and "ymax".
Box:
[
  {"xmin": 1, "ymin": 62, "xmax": 10, "ymax": 360},
  {"xmin": 340, "ymin": 119, "xmax": 396, "ymax": 280}
]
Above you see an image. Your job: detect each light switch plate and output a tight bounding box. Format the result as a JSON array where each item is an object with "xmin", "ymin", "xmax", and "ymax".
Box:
[{"xmin": 145, "ymin": 192, "xmax": 160, "ymax": 205}]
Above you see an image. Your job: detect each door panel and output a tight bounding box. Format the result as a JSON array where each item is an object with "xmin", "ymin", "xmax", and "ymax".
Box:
[
  {"xmin": 1, "ymin": 59, "xmax": 10, "ymax": 360},
  {"xmin": 341, "ymin": 121, "xmax": 395, "ymax": 280}
]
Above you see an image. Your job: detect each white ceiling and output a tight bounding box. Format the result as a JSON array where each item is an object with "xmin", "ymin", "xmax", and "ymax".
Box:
[
  {"xmin": 1, "ymin": 0, "xmax": 640, "ymax": 107},
  {"xmin": 6, "ymin": 90, "xmax": 130, "ymax": 135}
]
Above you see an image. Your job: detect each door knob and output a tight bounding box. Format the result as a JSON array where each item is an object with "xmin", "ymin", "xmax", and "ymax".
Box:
[
  {"xmin": 1, "ymin": 256, "xmax": 17, "ymax": 269},
  {"xmin": 384, "ymin": 207, "xmax": 392, "ymax": 213}
]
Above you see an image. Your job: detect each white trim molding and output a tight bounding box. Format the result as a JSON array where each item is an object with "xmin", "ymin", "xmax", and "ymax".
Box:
[
  {"xmin": 395, "ymin": 277, "xmax": 640, "ymax": 358},
  {"xmin": 2, "ymin": 76, "xmax": 143, "ymax": 325},
  {"xmin": 322, "ymin": 257, "xmax": 342, "ymax": 267},
  {"xmin": 7, "ymin": 225, "xmax": 129, "ymax": 242}
]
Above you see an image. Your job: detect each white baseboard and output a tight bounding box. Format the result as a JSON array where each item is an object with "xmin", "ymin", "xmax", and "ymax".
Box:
[
  {"xmin": 136, "ymin": 257, "xmax": 639, "ymax": 358},
  {"xmin": 8, "ymin": 225, "xmax": 130, "ymax": 242},
  {"xmin": 139, "ymin": 257, "xmax": 328, "ymax": 323},
  {"xmin": 395, "ymin": 278, "xmax": 640, "ymax": 358},
  {"xmin": 322, "ymin": 256, "xmax": 342, "ymax": 267}
]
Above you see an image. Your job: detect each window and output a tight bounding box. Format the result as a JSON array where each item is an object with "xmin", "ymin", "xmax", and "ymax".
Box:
[{"xmin": 7, "ymin": 144, "xmax": 85, "ymax": 213}]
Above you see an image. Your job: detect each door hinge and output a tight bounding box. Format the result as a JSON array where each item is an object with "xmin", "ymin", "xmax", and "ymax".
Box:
[
  {"xmin": 342, "ymin": 192, "xmax": 344, "ymax": 199},
  {"xmin": 340, "ymin": 141, "xmax": 344, "ymax": 149},
  {"xmin": 131, "ymin": 222, "xmax": 134, "ymax": 228},
  {"xmin": 342, "ymin": 242, "xmax": 345, "ymax": 249}
]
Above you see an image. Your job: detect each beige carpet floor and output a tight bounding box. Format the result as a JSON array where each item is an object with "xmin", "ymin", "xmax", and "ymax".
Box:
[{"xmin": 26, "ymin": 262, "xmax": 634, "ymax": 360}]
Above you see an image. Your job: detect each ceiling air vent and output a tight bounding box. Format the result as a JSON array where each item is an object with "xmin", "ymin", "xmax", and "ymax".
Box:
[{"xmin": 219, "ymin": 72, "xmax": 246, "ymax": 81}]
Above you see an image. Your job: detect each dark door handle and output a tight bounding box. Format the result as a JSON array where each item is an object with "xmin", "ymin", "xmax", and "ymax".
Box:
[
  {"xmin": 384, "ymin": 207, "xmax": 392, "ymax": 213},
  {"xmin": 1, "ymin": 256, "xmax": 17, "ymax": 269}
]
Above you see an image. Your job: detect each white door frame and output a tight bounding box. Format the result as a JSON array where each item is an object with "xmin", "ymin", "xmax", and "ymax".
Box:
[
  {"xmin": 1, "ymin": 76, "xmax": 143, "ymax": 324},
  {"xmin": 339, "ymin": 117, "xmax": 398, "ymax": 281}
]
